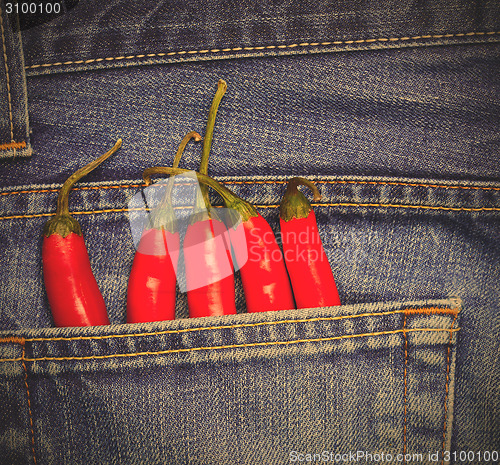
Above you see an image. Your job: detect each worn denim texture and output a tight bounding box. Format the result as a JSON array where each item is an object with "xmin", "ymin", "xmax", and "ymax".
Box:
[
  {"xmin": 1, "ymin": 299, "xmax": 461, "ymax": 464},
  {"xmin": 0, "ymin": 6, "xmax": 31, "ymax": 158},
  {"xmin": 0, "ymin": 0, "xmax": 499, "ymax": 464}
]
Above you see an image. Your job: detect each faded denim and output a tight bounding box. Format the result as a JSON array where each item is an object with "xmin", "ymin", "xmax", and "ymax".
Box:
[
  {"xmin": 0, "ymin": 0, "xmax": 499, "ymax": 464},
  {"xmin": 0, "ymin": 5, "xmax": 30, "ymax": 158}
]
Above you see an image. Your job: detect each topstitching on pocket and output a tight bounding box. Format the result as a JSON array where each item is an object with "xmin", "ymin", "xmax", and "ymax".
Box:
[{"xmin": 0, "ymin": 298, "xmax": 460, "ymax": 465}]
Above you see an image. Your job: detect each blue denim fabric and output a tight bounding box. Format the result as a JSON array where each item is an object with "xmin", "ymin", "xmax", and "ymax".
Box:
[
  {"xmin": 1, "ymin": 299, "xmax": 460, "ymax": 464},
  {"xmin": 0, "ymin": 5, "xmax": 31, "ymax": 158},
  {"xmin": 0, "ymin": 0, "xmax": 499, "ymax": 464}
]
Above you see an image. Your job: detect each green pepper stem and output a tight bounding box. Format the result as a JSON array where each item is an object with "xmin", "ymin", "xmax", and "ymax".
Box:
[
  {"xmin": 165, "ymin": 131, "xmax": 201, "ymax": 199},
  {"xmin": 149, "ymin": 131, "xmax": 202, "ymax": 231},
  {"xmin": 279, "ymin": 177, "xmax": 322, "ymax": 222},
  {"xmin": 174, "ymin": 131, "xmax": 202, "ymax": 171},
  {"xmin": 143, "ymin": 166, "xmax": 258, "ymax": 222},
  {"xmin": 286, "ymin": 177, "xmax": 322, "ymax": 201},
  {"xmin": 199, "ymin": 79, "xmax": 227, "ymax": 205},
  {"xmin": 56, "ymin": 139, "xmax": 122, "ymax": 216}
]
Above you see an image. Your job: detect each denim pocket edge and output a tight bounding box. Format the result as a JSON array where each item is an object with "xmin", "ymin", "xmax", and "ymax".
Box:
[{"xmin": 0, "ymin": 297, "xmax": 461, "ymax": 465}]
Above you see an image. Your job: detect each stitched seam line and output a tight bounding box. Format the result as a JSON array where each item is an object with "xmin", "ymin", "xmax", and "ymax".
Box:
[
  {"xmin": 0, "ymin": 327, "xmax": 460, "ymax": 363},
  {"xmin": 403, "ymin": 315, "xmax": 408, "ymax": 461},
  {"xmin": 21, "ymin": 344, "xmax": 37, "ymax": 465},
  {"xmin": 1, "ymin": 179, "xmax": 500, "ymax": 198},
  {"xmin": 441, "ymin": 312, "xmax": 458, "ymax": 465},
  {"xmin": 24, "ymin": 31, "xmax": 500, "ymax": 70},
  {"xmin": 0, "ymin": 141, "xmax": 27, "ymax": 150},
  {"xmin": 0, "ymin": 5, "xmax": 14, "ymax": 146},
  {"xmin": 1, "ymin": 202, "xmax": 498, "ymax": 221},
  {"xmin": 309, "ymin": 203, "xmax": 500, "ymax": 212},
  {"xmin": 0, "ymin": 307, "xmax": 458, "ymax": 343}
]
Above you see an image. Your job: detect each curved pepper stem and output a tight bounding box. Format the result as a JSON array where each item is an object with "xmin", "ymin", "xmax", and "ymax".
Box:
[
  {"xmin": 149, "ymin": 132, "xmax": 202, "ymax": 231},
  {"xmin": 44, "ymin": 139, "xmax": 122, "ymax": 237},
  {"xmin": 199, "ymin": 80, "xmax": 227, "ymax": 206},
  {"xmin": 280, "ymin": 177, "xmax": 322, "ymax": 222},
  {"xmin": 166, "ymin": 131, "xmax": 202, "ymax": 199},
  {"xmin": 57, "ymin": 139, "xmax": 122, "ymax": 217},
  {"xmin": 143, "ymin": 166, "xmax": 258, "ymax": 223}
]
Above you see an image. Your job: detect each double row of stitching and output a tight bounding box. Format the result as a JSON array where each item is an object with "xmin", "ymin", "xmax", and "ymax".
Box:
[
  {"xmin": 0, "ymin": 306, "xmax": 457, "ymax": 343},
  {"xmin": 403, "ymin": 315, "xmax": 409, "ymax": 460},
  {"xmin": 25, "ymin": 31, "xmax": 500, "ymax": 71},
  {"xmin": 2, "ymin": 338, "xmax": 37, "ymax": 463},
  {"xmin": 401, "ymin": 311, "xmax": 458, "ymax": 462},
  {"xmin": 441, "ymin": 312, "xmax": 459, "ymax": 465},
  {"xmin": 1, "ymin": 202, "xmax": 499, "ymax": 221},
  {"xmin": 21, "ymin": 344, "xmax": 37, "ymax": 465},
  {"xmin": 0, "ymin": 5, "xmax": 15, "ymax": 147},
  {"xmin": 1, "ymin": 178, "xmax": 500, "ymax": 198},
  {"xmin": 0, "ymin": 327, "xmax": 460, "ymax": 363},
  {"xmin": 0, "ymin": 6, "xmax": 28, "ymax": 154}
]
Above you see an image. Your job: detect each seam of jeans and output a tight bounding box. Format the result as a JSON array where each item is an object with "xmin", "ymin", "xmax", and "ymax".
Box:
[
  {"xmin": 21, "ymin": 343, "xmax": 37, "ymax": 465},
  {"xmin": 0, "ymin": 5, "xmax": 15, "ymax": 148},
  {"xmin": 0, "ymin": 307, "xmax": 459, "ymax": 345},
  {"xmin": 441, "ymin": 312, "xmax": 458, "ymax": 465},
  {"xmin": 1, "ymin": 202, "xmax": 499, "ymax": 221},
  {"xmin": 403, "ymin": 315, "xmax": 408, "ymax": 461},
  {"xmin": 0, "ymin": 327, "xmax": 460, "ymax": 363},
  {"xmin": 1, "ymin": 180, "xmax": 500, "ymax": 198},
  {"xmin": 23, "ymin": 31, "xmax": 500, "ymax": 71},
  {"xmin": 0, "ymin": 141, "xmax": 27, "ymax": 150}
]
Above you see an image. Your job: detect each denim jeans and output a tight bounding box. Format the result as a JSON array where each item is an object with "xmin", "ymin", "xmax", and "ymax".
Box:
[{"xmin": 0, "ymin": 1, "xmax": 499, "ymax": 464}]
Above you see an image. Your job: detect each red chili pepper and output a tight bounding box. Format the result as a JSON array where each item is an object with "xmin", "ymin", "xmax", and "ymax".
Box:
[
  {"xmin": 279, "ymin": 177, "xmax": 341, "ymax": 308},
  {"xmin": 126, "ymin": 132, "xmax": 201, "ymax": 323},
  {"xmin": 183, "ymin": 212, "xmax": 237, "ymax": 317},
  {"xmin": 180, "ymin": 79, "xmax": 237, "ymax": 317},
  {"xmin": 42, "ymin": 139, "xmax": 122, "ymax": 327},
  {"xmin": 143, "ymin": 168, "xmax": 295, "ymax": 313}
]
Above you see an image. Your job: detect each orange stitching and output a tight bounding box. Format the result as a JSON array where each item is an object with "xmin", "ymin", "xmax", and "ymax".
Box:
[
  {"xmin": 24, "ymin": 31, "xmax": 500, "ymax": 70},
  {"xmin": 0, "ymin": 327, "xmax": 460, "ymax": 363},
  {"xmin": 441, "ymin": 312, "xmax": 458, "ymax": 465},
  {"xmin": 254, "ymin": 203, "xmax": 500, "ymax": 212},
  {"xmin": 309, "ymin": 203, "xmax": 500, "ymax": 212},
  {"xmin": 21, "ymin": 344, "xmax": 37, "ymax": 465},
  {"xmin": 0, "ymin": 141, "xmax": 27, "ymax": 151},
  {"xmin": 226, "ymin": 179, "xmax": 500, "ymax": 192},
  {"xmin": 403, "ymin": 315, "xmax": 408, "ymax": 461},
  {"xmin": 0, "ymin": 5, "xmax": 15, "ymax": 149},
  {"xmin": 1, "ymin": 200, "xmax": 499, "ymax": 221},
  {"xmin": 1, "ymin": 179, "xmax": 500, "ymax": 197},
  {"xmin": 0, "ymin": 188, "xmax": 58, "ymax": 196},
  {"xmin": 404, "ymin": 308, "xmax": 459, "ymax": 315},
  {"xmin": 0, "ymin": 336, "xmax": 25, "ymax": 344},
  {"xmin": 312, "ymin": 179, "xmax": 500, "ymax": 191},
  {"xmin": 15, "ymin": 307, "xmax": 459, "ymax": 343},
  {"xmin": 0, "ymin": 207, "xmax": 148, "ymax": 221},
  {"xmin": 0, "ymin": 182, "xmax": 143, "ymax": 197}
]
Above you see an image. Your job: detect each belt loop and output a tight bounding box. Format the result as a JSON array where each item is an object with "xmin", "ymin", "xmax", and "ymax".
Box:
[{"xmin": 0, "ymin": 2, "xmax": 31, "ymax": 158}]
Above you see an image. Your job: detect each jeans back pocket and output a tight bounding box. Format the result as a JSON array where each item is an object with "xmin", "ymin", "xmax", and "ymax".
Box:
[{"xmin": 0, "ymin": 298, "xmax": 460, "ymax": 465}]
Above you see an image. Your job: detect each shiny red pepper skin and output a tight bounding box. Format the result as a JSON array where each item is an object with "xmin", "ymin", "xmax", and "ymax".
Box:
[
  {"xmin": 230, "ymin": 213, "xmax": 295, "ymax": 312},
  {"xmin": 42, "ymin": 232, "xmax": 110, "ymax": 326},
  {"xmin": 126, "ymin": 228, "xmax": 179, "ymax": 322},
  {"xmin": 279, "ymin": 177, "xmax": 340, "ymax": 309},
  {"xmin": 280, "ymin": 210, "xmax": 340, "ymax": 308},
  {"xmin": 127, "ymin": 131, "xmax": 202, "ymax": 322},
  {"xmin": 184, "ymin": 218, "xmax": 237, "ymax": 318},
  {"xmin": 143, "ymin": 167, "xmax": 296, "ymax": 314},
  {"xmin": 42, "ymin": 140, "xmax": 121, "ymax": 327}
]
